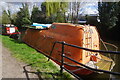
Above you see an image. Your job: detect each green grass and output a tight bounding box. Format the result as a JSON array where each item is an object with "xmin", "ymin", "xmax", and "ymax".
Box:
[{"xmin": 1, "ymin": 35, "xmax": 72, "ymax": 79}]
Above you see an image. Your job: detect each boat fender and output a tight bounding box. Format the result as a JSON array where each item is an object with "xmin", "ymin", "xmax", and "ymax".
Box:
[{"xmin": 90, "ymin": 54, "xmax": 98, "ymax": 62}]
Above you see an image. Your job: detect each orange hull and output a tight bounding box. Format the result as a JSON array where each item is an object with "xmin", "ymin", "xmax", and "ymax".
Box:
[{"xmin": 23, "ymin": 23, "xmax": 101, "ymax": 75}]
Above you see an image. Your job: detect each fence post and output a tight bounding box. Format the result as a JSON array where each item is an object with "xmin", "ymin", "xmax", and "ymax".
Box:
[{"xmin": 60, "ymin": 41, "xmax": 65, "ymax": 74}]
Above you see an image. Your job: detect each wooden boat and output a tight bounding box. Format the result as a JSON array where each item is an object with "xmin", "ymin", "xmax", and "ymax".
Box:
[{"xmin": 23, "ymin": 23, "xmax": 115, "ymax": 75}]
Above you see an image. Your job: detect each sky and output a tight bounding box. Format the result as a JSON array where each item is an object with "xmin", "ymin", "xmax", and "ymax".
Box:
[
  {"xmin": 0, "ymin": 0, "xmax": 98, "ymax": 16},
  {"xmin": 80, "ymin": 0, "xmax": 98, "ymax": 15},
  {"xmin": 0, "ymin": 1, "xmax": 43, "ymax": 15}
]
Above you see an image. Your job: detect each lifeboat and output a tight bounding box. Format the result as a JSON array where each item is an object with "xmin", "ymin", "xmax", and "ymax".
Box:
[{"xmin": 23, "ymin": 23, "xmax": 114, "ymax": 75}]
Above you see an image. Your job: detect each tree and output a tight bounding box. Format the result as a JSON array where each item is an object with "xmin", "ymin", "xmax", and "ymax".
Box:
[
  {"xmin": 14, "ymin": 3, "xmax": 31, "ymax": 27},
  {"xmin": 98, "ymin": 2, "xmax": 120, "ymax": 39},
  {"xmin": 0, "ymin": 16, "xmax": 2, "ymax": 24},
  {"xmin": 98, "ymin": 2, "xmax": 120, "ymax": 30},
  {"xmin": 116, "ymin": 2, "xmax": 120, "ymax": 27},
  {"xmin": 70, "ymin": 2, "xmax": 80, "ymax": 23},
  {"xmin": 11, "ymin": 13, "xmax": 17, "ymax": 24},
  {"xmin": 45, "ymin": 1, "xmax": 68, "ymax": 22},
  {"xmin": 7, "ymin": 10, "xmax": 14, "ymax": 24},
  {"xmin": 31, "ymin": 3, "xmax": 53, "ymax": 24},
  {"xmin": 31, "ymin": 6, "xmax": 47, "ymax": 23},
  {"xmin": 2, "ymin": 10, "xmax": 11, "ymax": 24}
]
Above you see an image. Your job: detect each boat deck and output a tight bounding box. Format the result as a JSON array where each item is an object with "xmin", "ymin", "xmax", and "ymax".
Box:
[{"xmin": 95, "ymin": 54, "xmax": 115, "ymax": 71}]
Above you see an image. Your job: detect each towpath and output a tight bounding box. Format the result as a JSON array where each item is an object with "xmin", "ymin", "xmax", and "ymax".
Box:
[{"xmin": 1, "ymin": 42, "xmax": 38, "ymax": 79}]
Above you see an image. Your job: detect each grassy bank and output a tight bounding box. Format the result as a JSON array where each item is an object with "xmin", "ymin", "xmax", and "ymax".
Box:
[{"xmin": 1, "ymin": 35, "xmax": 72, "ymax": 79}]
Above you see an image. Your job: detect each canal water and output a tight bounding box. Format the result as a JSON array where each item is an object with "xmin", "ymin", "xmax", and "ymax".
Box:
[
  {"xmin": 82, "ymin": 40, "xmax": 120, "ymax": 80},
  {"xmin": 108, "ymin": 40, "xmax": 120, "ymax": 80}
]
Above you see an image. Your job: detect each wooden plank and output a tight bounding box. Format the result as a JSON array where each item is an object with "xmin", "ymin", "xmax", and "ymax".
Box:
[{"xmin": 95, "ymin": 54, "xmax": 114, "ymax": 71}]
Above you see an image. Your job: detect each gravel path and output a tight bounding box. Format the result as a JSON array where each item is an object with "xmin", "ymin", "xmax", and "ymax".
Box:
[{"xmin": 1, "ymin": 42, "xmax": 38, "ymax": 79}]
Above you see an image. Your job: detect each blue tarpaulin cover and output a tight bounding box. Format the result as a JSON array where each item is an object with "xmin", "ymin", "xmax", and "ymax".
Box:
[{"xmin": 31, "ymin": 23, "xmax": 52, "ymax": 28}]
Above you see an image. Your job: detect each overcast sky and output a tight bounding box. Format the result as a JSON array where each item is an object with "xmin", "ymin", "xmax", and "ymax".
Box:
[{"xmin": 0, "ymin": 0, "xmax": 98, "ymax": 16}]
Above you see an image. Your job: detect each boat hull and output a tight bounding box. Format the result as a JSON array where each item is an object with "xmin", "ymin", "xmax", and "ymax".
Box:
[{"xmin": 23, "ymin": 23, "xmax": 102, "ymax": 75}]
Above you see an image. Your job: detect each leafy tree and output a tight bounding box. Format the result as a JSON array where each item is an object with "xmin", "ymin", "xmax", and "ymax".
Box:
[
  {"xmin": 31, "ymin": 6, "xmax": 47, "ymax": 23},
  {"xmin": 0, "ymin": 16, "xmax": 2, "ymax": 24},
  {"xmin": 41, "ymin": 2, "xmax": 46, "ymax": 13},
  {"xmin": 2, "ymin": 10, "xmax": 11, "ymax": 24},
  {"xmin": 14, "ymin": 3, "xmax": 31, "ymax": 28},
  {"xmin": 11, "ymin": 13, "xmax": 17, "ymax": 24},
  {"xmin": 116, "ymin": 2, "xmax": 120, "ymax": 27},
  {"xmin": 7, "ymin": 10, "xmax": 14, "ymax": 24},
  {"xmin": 45, "ymin": 1, "xmax": 68, "ymax": 22},
  {"xmin": 31, "ymin": 6, "xmax": 40, "ymax": 23},
  {"xmin": 98, "ymin": 2, "xmax": 120, "ymax": 30},
  {"xmin": 31, "ymin": 2, "xmax": 54, "ymax": 24},
  {"xmin": 98, "ymin": 2, "xmax": 120, "ymax": 40}
]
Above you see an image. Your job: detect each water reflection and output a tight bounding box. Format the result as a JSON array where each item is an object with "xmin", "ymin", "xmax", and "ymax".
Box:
[{"xmin": 105, "ymin": 40, "xmax": 120, "ymax": 80}]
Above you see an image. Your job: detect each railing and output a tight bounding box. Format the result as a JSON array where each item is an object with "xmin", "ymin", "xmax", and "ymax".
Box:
[{"xmin": 48, "ymin": 41, "xmax": 120, "ymax": 80}]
